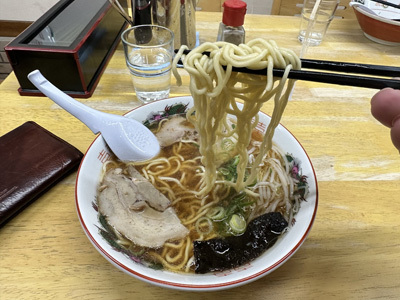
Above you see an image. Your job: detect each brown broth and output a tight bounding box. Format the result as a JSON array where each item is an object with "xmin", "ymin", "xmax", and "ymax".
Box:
[{"xmin": 99, "ymin": 123, "xmax": 291, "ymax": 273}]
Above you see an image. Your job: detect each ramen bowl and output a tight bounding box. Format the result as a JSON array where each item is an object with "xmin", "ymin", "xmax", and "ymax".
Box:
[
  {"xmin": 75, "ymin": 96, "xmax": 318, "ymax": 291},
  {"xmin": 350, "ymin": 1, "xmax": 400, "ymax": 45}
]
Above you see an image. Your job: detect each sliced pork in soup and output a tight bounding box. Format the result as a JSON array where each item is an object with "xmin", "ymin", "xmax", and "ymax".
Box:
[{"xmin": 98, "ymin": 165, "xmax": 189, "ymax": 248}]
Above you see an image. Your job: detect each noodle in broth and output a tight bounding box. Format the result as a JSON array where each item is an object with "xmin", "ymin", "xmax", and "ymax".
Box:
[{"xmin": 97, "ymin": 39, "xmax": 307, "ymax": 273}]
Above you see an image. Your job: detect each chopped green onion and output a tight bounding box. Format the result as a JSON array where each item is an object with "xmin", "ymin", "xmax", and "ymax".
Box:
[
  {"xmin": 206, "ymin": 206, "xmax": 225, "ymax": 221},
  {"xmin": 218, "ymin": 168, "xmax": 230, "ymax": 176},
  {"xmin": 232, "ymin": 155, "xmax": 240, "ymax": 166},
  {"xmin": 229, "ymin": 214, "xmax": 246, "ymax": 234}
]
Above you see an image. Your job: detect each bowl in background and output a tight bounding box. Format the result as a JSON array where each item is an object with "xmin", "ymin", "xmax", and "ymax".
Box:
[
  {"xmin": 350, "ymin": 1, "xmax": 400, "ymax": 45},
  {"xmin": 75, "ymin": 96, "xmax": 318, "ymax": 291}
]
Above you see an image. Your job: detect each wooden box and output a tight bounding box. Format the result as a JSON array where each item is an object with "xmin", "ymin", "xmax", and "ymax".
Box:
[{"xmin": 5, "ymin": 0, "xmax": 127, "ymax": 98}]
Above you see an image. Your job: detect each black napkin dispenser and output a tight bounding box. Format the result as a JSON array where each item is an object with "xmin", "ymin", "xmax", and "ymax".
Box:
[{"xmin": 5, "ymin": 0, "xmax": 128, "ymax": 98}]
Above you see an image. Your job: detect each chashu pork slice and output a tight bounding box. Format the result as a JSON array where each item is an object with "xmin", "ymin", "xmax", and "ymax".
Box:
[
  {"xmin": 155, "ymin": 115, "xmax": 198, "ymax": 147},
  {"xmin": 98, "ymin": 166, "xmax": 189, "ymax": 248}
]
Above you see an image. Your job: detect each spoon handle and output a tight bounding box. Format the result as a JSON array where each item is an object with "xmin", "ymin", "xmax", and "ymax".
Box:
[{"xmin": 28, "ymin": 70, "xmax": 102, "ymax": 134}]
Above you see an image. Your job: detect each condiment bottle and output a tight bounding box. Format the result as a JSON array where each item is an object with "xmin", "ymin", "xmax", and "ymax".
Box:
[{"xmin": 217, "ymin": 0, "xmax": 247, "ymax": 45}]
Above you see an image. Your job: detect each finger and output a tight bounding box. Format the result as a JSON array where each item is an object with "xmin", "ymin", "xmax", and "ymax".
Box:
[
  {"xmin": 371, "ymin": 88, "xmax": 400, "ymax": 128},
  {"xmin": 390, "ymin": 116, "xmax": 400, "ymax": 151}
]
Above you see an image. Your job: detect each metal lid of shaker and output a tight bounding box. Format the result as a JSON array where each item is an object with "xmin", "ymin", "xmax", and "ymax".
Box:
[{"xmin": 222, "ymin": 0, "xmax": 247, "ymax": 27}]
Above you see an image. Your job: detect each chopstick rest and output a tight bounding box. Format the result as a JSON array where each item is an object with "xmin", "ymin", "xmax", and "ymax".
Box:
[{"xmin": 0, "ymin": 121, "xmax": 83, "ymax": 227}]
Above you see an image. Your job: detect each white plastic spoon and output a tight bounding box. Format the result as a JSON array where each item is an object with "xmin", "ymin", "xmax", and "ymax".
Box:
[{"xmin": 28, "ymin": 70, "xmax": 160, "ymax": 162}]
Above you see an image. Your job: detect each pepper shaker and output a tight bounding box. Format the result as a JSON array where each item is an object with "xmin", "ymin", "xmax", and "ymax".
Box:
[{"xmin": 217, "ymin": 0, "xmax": 247, "ymax": 45}]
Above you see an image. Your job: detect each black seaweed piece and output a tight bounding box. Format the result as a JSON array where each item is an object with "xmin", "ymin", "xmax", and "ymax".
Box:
[{"xmin": 193, "ymin": 212, "xmax": 288, "ymax": 274}]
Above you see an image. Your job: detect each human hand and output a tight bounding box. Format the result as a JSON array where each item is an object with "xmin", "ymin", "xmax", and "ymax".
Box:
[{"xmin": 371, "ymin": 87, "xmax": 400, "ymax": 151}]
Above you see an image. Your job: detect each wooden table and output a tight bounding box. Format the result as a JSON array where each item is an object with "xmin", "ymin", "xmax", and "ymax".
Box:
[{"xmin": 1, "ymin": 12, "xmax": 400, "ymax": 300}]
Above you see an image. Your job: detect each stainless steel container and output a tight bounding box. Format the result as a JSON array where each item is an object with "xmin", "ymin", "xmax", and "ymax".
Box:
[{"xmin": 131, "ymin": 0, "xmax": 196, "ymax": 48}]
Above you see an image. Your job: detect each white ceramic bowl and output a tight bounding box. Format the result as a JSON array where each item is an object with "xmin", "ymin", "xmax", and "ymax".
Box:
[
  {"xmin": 350, "ymin": 1, "xmax": 400, "ymax": 45},
  {"xmin": 75, "ymin": 96, "xmax": 318, "ymax": 291}
]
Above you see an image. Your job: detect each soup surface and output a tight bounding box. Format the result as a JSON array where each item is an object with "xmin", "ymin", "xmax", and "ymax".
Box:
[{"xmin": 95, "ymin": 106, "xmax": 308, "ymax": 274}]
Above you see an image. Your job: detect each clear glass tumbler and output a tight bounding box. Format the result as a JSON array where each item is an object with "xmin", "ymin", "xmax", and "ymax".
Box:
[
  {"xmin": 298, "ymin": 0, "xmax": 339, "ymax": 46},
  {"xmin": 121, "ymin": 25, "xmax": 174, "ymax": 103}
]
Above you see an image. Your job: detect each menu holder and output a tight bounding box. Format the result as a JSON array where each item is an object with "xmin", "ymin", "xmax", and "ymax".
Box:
[{"xmin": 0, "ymin": 121, "xmax": 83, "ymax": 227}]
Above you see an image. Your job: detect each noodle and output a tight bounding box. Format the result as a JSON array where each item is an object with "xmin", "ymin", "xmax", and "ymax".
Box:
[
  {"xmin": 173, "ymin": 39, "xmax": 301, "ymax": 196},
  {"xmin": 98, "ymin": 39, "xmax": 306, "ymax": 273}
]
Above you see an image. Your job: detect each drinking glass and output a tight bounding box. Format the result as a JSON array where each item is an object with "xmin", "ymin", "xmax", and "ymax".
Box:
[
  {"xmin": 121, "ymin": 25, "xmax": 174, "ymax": 103},
  {"xmin": 298, "ymin": 0, "xmax": 339, "ymax": 46}
]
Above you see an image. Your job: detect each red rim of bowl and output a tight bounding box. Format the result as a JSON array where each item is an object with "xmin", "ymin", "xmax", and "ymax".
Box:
[
  {"xmin": 75, "ymin": 97, "xmax": 319, "ymax": 290},
  {"xmin": 352, "ymin": 4, "xmax": 400, "ymax": 43}
]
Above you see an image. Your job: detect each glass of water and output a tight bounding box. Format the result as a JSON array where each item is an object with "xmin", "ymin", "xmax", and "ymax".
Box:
[
  {"xmin": 121, "ymin": 25, "xmax": 174, "ymax": 103},
  {"xmin": 298, "ymin": 0, "xmax": 339, "ymax": 46}
]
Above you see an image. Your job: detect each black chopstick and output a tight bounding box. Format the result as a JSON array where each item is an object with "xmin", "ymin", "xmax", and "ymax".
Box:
[
  {"xmin": 235, "ymin": 67, "xmax": 400, "ymax": 90},
  {"xmin": 301, "ymin": 59, "xmax": 400, "ymax": 78},
  {"xmin": 370, "ymin": 0, "xmax": 400, "ymax": 10},
  {"xmin": 174, "ymin": 49, "xmax": 400, "ymax": 89}
]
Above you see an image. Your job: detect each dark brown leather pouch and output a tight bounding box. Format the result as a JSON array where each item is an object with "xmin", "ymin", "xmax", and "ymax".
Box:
[{"xmin": 0, "ymin": 121, "xmax": 83, "ymax": 226}]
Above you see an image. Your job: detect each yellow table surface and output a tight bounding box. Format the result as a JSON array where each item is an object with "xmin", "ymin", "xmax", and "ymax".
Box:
[{"xmin": 1, "ymin": 12, "xmax": 400, "ymax": 300}]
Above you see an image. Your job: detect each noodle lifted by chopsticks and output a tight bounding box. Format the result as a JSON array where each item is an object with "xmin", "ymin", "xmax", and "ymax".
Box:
[{"xmin": 173, "ymin": 39, "xmax": 301, "ymax": 196}]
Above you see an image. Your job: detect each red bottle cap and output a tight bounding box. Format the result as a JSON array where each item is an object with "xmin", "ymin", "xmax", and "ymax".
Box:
[{"xmin": 222, "ymin": 0, "xmax": 247, "ymax": 27}]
